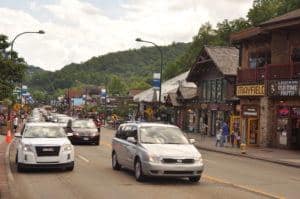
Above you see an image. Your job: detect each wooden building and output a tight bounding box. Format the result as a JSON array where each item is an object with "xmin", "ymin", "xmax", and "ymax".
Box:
[
  {"xmin": 186, "ymin": 46, "xmax": 239, "ymax": 136},
  {"xmin": 231, "ymin": 9, "xmax": 300, "ymax": 149}
]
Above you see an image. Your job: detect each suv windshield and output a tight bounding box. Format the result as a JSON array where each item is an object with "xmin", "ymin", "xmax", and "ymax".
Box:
[
  {"xmin": 72, "ymin": 120, "xmax": 96, "ymax": 128},
  {"xmin": 23, "ymin": 126, "xmax": 66, "ymax": 138},
  {"xmin": 140, "ymin": 126, "xmax": 189, "ymax": 144}
]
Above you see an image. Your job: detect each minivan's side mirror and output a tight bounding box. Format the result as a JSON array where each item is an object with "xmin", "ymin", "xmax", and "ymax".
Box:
[
  {"xmin": 189, "ymin": 138, "xmax": 196, "ymax": 144},
  {"xmin": 15, "ymin": 133, "xmax": 22, "ymax": 138},
  {"xmin": 127, "ymin": 137, "xmax": 137, "ymax": 144}
]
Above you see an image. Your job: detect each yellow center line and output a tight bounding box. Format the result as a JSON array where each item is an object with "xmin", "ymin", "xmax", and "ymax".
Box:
[{"xmin": 100, "ymin": 138, "xmax": 285, "ymax": 199}]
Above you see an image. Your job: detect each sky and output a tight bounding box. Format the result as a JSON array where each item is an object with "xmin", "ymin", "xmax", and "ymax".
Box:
[{"xmin": 0, "ymin": 0, "xmax": 253, "ymax": 71}]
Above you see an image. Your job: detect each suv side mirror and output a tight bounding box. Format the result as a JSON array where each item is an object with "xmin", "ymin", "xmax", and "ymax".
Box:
[
  {"xmin": 127, "ymin": 137, "xmax": 137, "ymax": 144},
  {"xmin": 67, "ymin": 133, "xmax": 73, "ymax": 137}
]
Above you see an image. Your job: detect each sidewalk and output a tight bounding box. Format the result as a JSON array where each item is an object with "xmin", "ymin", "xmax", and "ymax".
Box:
[
  {"xmin": 0, "ymin": 135, "xmax": 8, "ymax": 198},
  {"xmin": 185, "ymin": 133, "xmax": 300, "ymax": 168}
]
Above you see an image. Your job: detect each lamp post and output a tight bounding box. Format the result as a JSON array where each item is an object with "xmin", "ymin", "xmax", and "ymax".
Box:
[
  {"xmin": 135, "ymin": 38, "xmax": 163, "ymax": 105},
  {"xmin": 10, "ymin": 30, "xmax": 45, "ymax": 104}
]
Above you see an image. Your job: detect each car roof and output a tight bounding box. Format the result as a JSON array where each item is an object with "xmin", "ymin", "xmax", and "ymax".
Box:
[{"xmin": 25, "ymin": 122, "xmax": 64, "ymax": 127}]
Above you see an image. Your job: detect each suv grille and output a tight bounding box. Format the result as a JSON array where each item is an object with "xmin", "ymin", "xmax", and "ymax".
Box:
[
  {"xmin": 162, "ymin": 158, "xmax": 194, "ymax": 164},
  {"xmin": 35, "ymin": 146, "xmax": 60, "ymax": 156}
]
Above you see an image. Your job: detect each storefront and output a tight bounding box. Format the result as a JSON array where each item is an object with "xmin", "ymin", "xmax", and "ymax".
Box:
[{"xmin": 241, "ymin": 105, "xmax": 260, "ymax": 145}]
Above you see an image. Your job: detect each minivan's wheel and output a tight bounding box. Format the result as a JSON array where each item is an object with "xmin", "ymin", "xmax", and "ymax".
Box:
[
  {"xmin": 134, "ymin": 159, "xmax": 145, "ymax": 182},
  {"xmin": 189, "ymin": 176, "xmax": 201, "ymax": 183},
  {"xmin": 112, "ymin": 152, "xmax": 121, "ymax": 170}
]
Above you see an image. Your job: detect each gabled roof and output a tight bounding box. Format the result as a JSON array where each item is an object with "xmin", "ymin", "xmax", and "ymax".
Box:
[
  {"xmin": 204, "ymin": 46, "xmax": 239, "ymax": 76},
  {"xmin": 187, "ymin": 46, "xmax": 238, "ymax": 82},
  {"xmin": 178, "ymin": 82, "xmax": 197, "ymax": 99},
  {"xmin": 133, "ymin": 71, "xmax": 196, "ymax": 103},
  {"xmin": 260, "ymin": 9, "xmax": 300, "ymax": 26}
]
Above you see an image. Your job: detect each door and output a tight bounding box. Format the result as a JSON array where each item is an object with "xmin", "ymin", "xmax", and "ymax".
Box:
[
  {"xmin": 122, "ymin": 125, "xmax": 137, "ymax": 169},
  {"xmin": 247, "ymin": 118, "xmax": 259, "ymax": 145}
]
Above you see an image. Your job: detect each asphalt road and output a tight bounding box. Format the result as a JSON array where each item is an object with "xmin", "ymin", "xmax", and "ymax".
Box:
[{"xmin": 7, "ymin": 128, "xmax": 300, "ymax": 199}]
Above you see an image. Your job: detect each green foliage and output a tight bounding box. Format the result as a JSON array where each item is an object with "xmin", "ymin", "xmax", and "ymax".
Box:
[{"xmin": 0, "ymin": 34, "xmax": 27, "ymax": 101}]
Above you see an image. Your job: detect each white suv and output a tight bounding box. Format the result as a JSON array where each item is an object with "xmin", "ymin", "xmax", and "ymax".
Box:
[{"xmin": 15, "ymin": 122, "xmax": 75, "ymax": 172}]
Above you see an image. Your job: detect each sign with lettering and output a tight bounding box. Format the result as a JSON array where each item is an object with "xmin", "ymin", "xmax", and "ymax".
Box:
[
  {"xmin": 268, "ymin": 80, "xmax": 299, "ymax": 97},
  {"xmin": 242, "ymin": 106, "xmax": 258, "ymax": 117},
  {"xmin": 236, "ymin": 85, "xmax": 265, "ymax": 96}
]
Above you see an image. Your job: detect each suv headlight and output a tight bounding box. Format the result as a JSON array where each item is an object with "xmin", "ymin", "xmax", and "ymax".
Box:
[
  {"xmin": 22, "ymin": 144, "xmax": 33, "ymax": 152},
  {"xmin": 194, "ymin": 155, "xmax": 203, "ymax": 163},
  {"xmin": 63, "ymin": 144, "xmax": 73, "ymax": 152}
]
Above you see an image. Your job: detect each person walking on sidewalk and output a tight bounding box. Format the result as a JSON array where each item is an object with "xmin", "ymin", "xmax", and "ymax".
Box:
[
  {"xmin": 13, "ymin": 116, "xmax": 19, "ymax": 133},
  {"xmin": 221, "ymin": 122, "xmax": 229, "ymax": 147},
  {"xmin": 230, "ymin": 132, "xmax": 235, "ymax": 147},
  {"xmin": 215, "ymin": 128, "xmax": 222, "ymax": 147}
]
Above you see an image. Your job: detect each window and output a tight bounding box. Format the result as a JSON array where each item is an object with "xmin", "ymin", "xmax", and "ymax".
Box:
[
  {"xmin": 216, "ymin": 79, "xmax": 222, "ymax": 102},
  {"xmin": 292, "ymin": 48, "xmax": 300, "ymax": 62},
  {"xmin": 116, "ymin": 125, "xmax": 126, "ymax": 139},
  {"xmin": 206, "ymin": 81, "xmax": 211, "ymax": 101},
  {"xmin": 202, "ymin": 81, "xmax": 207, "ymax": 100},
  {"xmin": 211, "ymin": 80, "xmax": 216, "ymax": 101},
  {"xmin": 248, "ymin": 51, "xmax": 271, "ymax": 68}
]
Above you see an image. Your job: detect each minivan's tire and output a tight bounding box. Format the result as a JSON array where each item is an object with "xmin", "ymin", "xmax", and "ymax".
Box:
[
  {"xmin": 112, "ymin": 152, "xmax": 121, "ymax": 170},
  {"xmin": 189, "ymin": 176, "xmax": 201, "ymax": 183},
  {"xmin": 134, "ymin": 159, "xmax": 145, "ymax": 182}
]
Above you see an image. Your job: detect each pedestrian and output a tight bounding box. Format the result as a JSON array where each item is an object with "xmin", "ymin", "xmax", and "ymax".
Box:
[
  {"xmin": 221, "ymin": 122, "xmax": 229, "ymax": 147},
  {"xmin": 230, "ymin": 133, "xmax": 235, "ymax": 147},
  {"xmin": 215, "ymin": 128, "xmax": 222, "ymax": 147},
  {"xmin": 236, "ymin": 132, "xmax": 241, "ymax": 148},
  {"xmin": 13, "ymin": 116, "xmax": 19, "ymax": 133},
  {"xmin": 96, "ymin": 116, "xmax": 102, "ymax": 133}
]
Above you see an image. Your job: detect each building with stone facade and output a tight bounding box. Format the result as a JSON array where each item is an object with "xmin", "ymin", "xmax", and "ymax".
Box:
[{"xmin": 231, "ymin": 9, "xmax": 300, "ymax": 149}]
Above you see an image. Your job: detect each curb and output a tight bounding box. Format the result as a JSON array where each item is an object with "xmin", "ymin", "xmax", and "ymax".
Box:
[{"xmin": 196, "ymin": 145, "xmax": 300, "ymax": 169}]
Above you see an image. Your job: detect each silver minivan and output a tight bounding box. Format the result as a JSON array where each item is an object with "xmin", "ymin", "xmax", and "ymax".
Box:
[{"xmin": 112, "ymin": 122, "xmax": 204, "ymax": 182}]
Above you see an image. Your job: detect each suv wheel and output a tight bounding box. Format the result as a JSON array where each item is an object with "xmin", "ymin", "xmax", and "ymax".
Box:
[
  {"xmin": 134, "ymin": 159, "xmax": 145, "ymax": 182},
  {"xmin": 112, "ymin": 152, "xmax": 121, "ymax": 170}
]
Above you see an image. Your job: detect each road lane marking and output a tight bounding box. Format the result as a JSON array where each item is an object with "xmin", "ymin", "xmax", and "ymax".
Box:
[
  {"xmin": 99, "ymin": 141, "xmax": 285, "ymax": 199},
  {"xmin": 77, "ymin": 155, "xmax": 90, "ymax": 163},
  {"xmin": 203, "ymin": 175, "xmax": 285, "ymax": 199}
]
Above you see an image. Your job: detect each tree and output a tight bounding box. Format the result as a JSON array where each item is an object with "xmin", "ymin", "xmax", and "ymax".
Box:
[
  {"xmin": 0, "ymin": 34, "xmax": 27, "ymax": 101},
  {"xmin": 107, "ymin": 75, "xmax": 126, "ymax": 96}
]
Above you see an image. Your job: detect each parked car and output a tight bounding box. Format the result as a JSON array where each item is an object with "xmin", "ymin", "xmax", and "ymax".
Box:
[
  {"xmin": 67, "ymin": 119, "xmax": 100, "ymax": 145},
  {"xmin": 15, "ymin": 122, "xmax": 74, "ymax": 172},
  {"xmin": 111, "ymin": 122, "xmax": 204, "ymax": 182}
]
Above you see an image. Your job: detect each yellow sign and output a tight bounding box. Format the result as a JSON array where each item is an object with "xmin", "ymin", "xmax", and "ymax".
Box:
[
  {"xmin": 144, "ymin": 108, "xmax": 153, "ymax": 116},
  {"xmin": 236, "ymin": 84, "xmax": 265, "ymax": 96}
]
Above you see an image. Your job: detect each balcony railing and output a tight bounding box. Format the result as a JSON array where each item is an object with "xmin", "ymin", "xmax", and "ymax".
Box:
[{"xmin": 237, "ymin": 63, "xmax": 300, "ymax": 83}]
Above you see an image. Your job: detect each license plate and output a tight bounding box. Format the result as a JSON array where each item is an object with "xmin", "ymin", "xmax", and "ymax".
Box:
[{"xmin": 83, "ymin": 137, "xmax": 89, "ymax": 141}]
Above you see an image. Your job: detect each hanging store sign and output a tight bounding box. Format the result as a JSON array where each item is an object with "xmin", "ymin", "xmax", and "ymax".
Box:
[
  {"xmin": 242, "ymin": 106, "xmax": 258, "ymax": 117},
  {"xmin": 268, "ymin": 80, "xmax": 299, "ymax": 97},
  {"xmin": 236, "ymin": 84, "xmax": 265, "ymax": 96}
]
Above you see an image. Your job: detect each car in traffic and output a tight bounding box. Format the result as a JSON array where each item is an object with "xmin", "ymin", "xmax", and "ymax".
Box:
[
  {"xmin": 111, "ymin": 122, "xmax": 204, "ymax": 182},
  {"xmin": 66, "ymin": 119, "xmax": 100, "ymax": 145},
  {"xmin": 15, "ymin": 122, "xmax": 75, "ymax": 172}
]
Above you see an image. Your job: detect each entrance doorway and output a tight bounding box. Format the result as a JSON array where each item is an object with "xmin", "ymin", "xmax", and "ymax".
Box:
[
  {"xmin": 291, "ymin": 118, "xmax": 300, "ymax": 149},
  {"xmin": 247, "ymin": 118, "xmax": 259, "ymax": 145}
]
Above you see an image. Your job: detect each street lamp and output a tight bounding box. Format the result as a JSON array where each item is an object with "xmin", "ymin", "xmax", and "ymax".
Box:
[
  {"xmin": 10, "ymin": 30, "xmax": 45, "ymax": 104},
  {"xmin": 135, "ymin": 38, "xmax": 163, "ymax": 105}
]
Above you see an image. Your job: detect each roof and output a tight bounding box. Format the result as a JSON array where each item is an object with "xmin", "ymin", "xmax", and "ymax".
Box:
[
  {"xmin": 178, "ymin": 85, "xmax": 197, "ymax": 99},
  {"xmin": 230, "ymin": 27, "xmax": 263, "ymax": 42},
  {"xmin": 120, "ymin": 122, "xmax": 179, "ymax": 128},
  {"xmin": 133, "ymin": 71, "xmax": 196, "ymax": 103},
  {"xmin": 204, "ymin": 46, "xmax": 239, "ymax": 76},
  {"xmin": 168, "ymin": 93, "xmax": 180, "ymax": 106},
  {"xmin": 25, "ymin": 122, "xmax": 65, "ymax": 127},
  {"xmin": 187, "ymin": 46, "xmax": 239, "ymax": 81},
  {"xmin": 260, "ymin": 9, "xmax": 300, "ymax": 26}
]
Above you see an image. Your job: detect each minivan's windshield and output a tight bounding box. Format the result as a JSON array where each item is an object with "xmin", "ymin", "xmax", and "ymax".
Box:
[
  {"xmin": 23, "ymin": 126, "xmax": 66, "ymax": 138},
  {"xmin": 140, "ymin": 126, "xmax": 189, "ymax": 144},
  {"xmin": 72, "ymin": 120, "xmax": 96, "ymax": 129}
]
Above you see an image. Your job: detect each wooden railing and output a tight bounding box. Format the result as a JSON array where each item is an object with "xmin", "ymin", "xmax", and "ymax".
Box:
[{"xmin": 237, "ymin": 63, "xmax": 300, "ymax": 83}]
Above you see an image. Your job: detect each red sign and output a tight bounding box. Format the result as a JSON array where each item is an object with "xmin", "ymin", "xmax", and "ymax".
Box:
[{"xmin": 277, "ymin": 106, "xmax": 290, "ymax": 117}]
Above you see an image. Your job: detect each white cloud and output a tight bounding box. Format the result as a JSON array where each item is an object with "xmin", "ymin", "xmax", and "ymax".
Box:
[{"xmin": 0, "ymin": 0, "xmax": 252, "ymax": 71}]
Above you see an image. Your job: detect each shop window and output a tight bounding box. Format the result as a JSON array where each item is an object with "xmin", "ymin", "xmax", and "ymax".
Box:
[
  {"xmin": 222, "ymin": 79, "xmax": 227, "ymax": 100},
  {"xmin": 216, "ymin": 79, "xmax": 222, "ymax": 102},
  {"xmin": 206, "ymin": 81, "xmax": 211, "ymax": 101},
  {"xmin": 211, "ymin": 80, "xmax": 216, "ymax": 101},
  {"xmin": 202, "ymin": 81, "xmax": 207, "ymax": 100},
  {"xmin": 291, "ymin": 48, "xmax": 300, "ymax": 63},
  {"xmin": 248, "ymin": 51, "xmax": 271, "ymax": 68}
]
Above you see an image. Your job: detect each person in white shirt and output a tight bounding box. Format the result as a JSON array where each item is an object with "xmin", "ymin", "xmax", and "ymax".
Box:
[{"xmin": 13, "ymin": 117, "xmax": 19, "ymax": 132}]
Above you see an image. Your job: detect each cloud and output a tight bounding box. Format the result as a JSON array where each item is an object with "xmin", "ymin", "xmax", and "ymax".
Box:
[{"xmin": 0, "ymin": 0, "xmax": 252, "ymax": 71}]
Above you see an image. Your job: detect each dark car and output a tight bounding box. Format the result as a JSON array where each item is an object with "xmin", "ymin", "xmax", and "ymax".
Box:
[{"xmin": 67, "ymin": 119, "xmax": 100, "ymax": 145}]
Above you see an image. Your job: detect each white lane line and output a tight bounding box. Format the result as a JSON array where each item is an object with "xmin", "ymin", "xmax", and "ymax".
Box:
[{"xmin": 77, "ymin": 155, "xmax": 90, "ymax": 163}]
